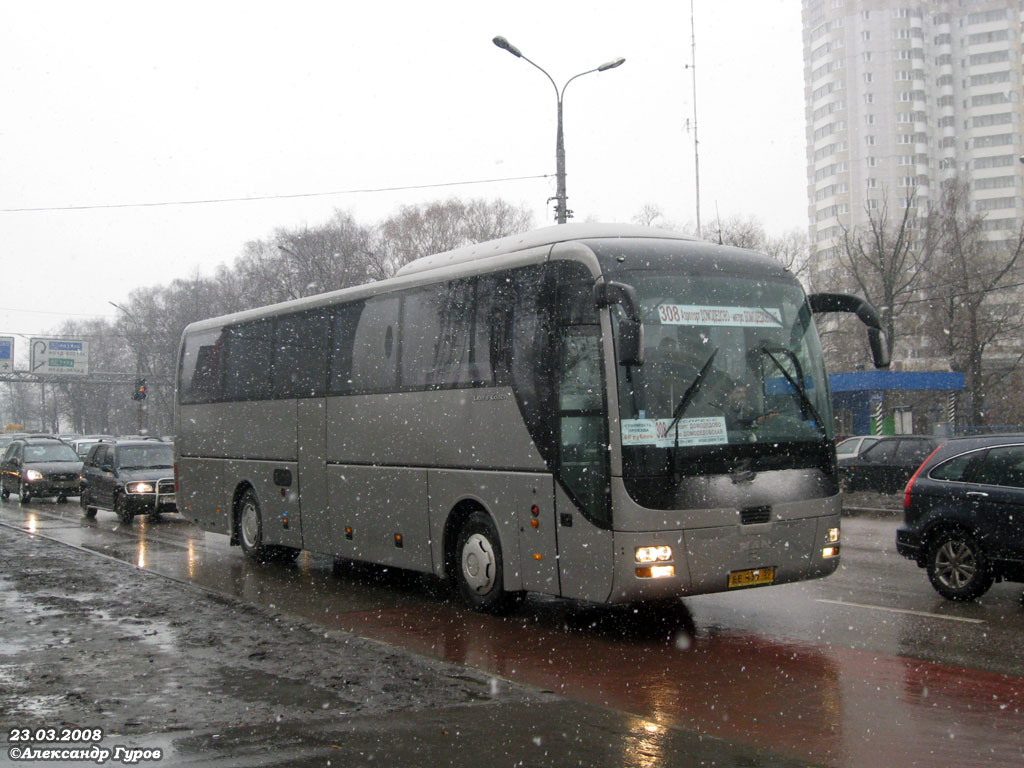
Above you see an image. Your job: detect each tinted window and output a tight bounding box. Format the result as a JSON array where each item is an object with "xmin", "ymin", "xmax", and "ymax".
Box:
[
  {"xmin": 223, "ymin": 320, "xmax": 274, "ymax": 401},
  {"xmin": 930, "ymin": 452, "xmax": 976, "ymax": 482},
  {"xmin": 350, "ymin": 296, "xmax": 400, "ymax": 392},
  {"xmin": 179, "ymin": 328, "xmax": 226, "ymax": 404},
  {"xmin": 974, "ymin": 445, "xmax": 1024, "ymax": 488},
  {"xmin": 897, "ymin": 439, "xmax": 936, "ymax": 464},
  {"xmin": 117, "ymin": 445, "xmax": 174, "ymax": 469},
  {"xmin": 509, "ymin": 265, "xmax": 555, "ymax": 459},
  {"xmin": 329, "ymin": 302, "xmax": 363, "ymax": 394},
  {"xmin": 860, "ymin": 440, "xmax": 896, "ymax": 463},
  {"xmin": 274, "ymin": 310, "xmax": 329, "ymax": 399},
  {"xmin": 401, "ymin": 280, "xmax": 492, "ymax": 390}
]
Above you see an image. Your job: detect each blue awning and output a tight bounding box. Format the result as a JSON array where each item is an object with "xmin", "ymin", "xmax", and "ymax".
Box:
[{"xmin": 829, "ymin": 370, "xmax": 964, "ymax": 393}]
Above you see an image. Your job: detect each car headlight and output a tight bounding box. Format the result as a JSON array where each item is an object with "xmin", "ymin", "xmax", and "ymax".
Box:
[
  {"xmin": 126, "ymin": 482, "xmax": 155, "ymax": 494},
  {"xmin": 25, "ymin": 469, "xmax": 43, "ymax": 482}
]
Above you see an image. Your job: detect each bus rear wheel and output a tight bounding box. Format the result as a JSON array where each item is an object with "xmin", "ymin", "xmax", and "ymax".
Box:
[
  {"xmin": 237, "ymin": 489, "xmax": 299, "ymax": 563},
  {"xmin": 454, "ymin": 511, "xmax": 520, "ymax": 614},
  {"xmin": 238, "ymin": 490, "xmax": 269, "ymax": 561}
]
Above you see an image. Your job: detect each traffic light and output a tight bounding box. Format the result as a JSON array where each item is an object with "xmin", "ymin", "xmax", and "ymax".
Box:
[{"xmin": 132, "ymin": 378, "xmax": 147, "ymax": 401}]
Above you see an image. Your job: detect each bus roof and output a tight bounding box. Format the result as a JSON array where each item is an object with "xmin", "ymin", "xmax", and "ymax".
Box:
[{"xmin": 395, "ymin": 222, "xmax": 695, "ymax": 277}]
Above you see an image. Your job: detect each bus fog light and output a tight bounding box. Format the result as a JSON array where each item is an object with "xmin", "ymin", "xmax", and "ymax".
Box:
[
  {"xmin": 636, "ymin": 565, "xmax": 676, "ymax": 579},
  {"xmin": 822, "ymin": 545, "xmax": 840, "ymax": 559},
  {"xmin": 827, "ymin": 527, "xmax": 840, "ymax": 543},
  {"xmin": 635, "ymin": 545, "xmax": 673, "ymax": 563}
]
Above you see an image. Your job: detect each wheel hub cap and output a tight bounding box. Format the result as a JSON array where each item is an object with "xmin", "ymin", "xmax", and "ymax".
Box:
[{"xmin": 461, "ymin": 533, "xmax": 496, "ymax": 594}]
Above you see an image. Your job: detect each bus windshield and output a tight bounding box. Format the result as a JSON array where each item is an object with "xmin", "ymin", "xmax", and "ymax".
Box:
[{"xmin": 614, "ymin": 270, "xmax": 833, "ymax": 475}]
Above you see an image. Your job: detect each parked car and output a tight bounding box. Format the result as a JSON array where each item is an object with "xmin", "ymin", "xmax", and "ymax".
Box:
[
  {"xmin": 79, "ymin": 439, "xmax": 177, "ymax": 523},
  {"xmin": 836, "ymin": 435, "xmax": 879, "ymax": 460},
  {"xmin": 0, "ymin": 437, "xmax": 83, "ymax": 503},
  {"xmin": 897, "ymin": 434, "xmax": 1024, "ymax": 601},
  {"xmin": 838, "ymin": 435, "xmax": 942, "ymax": 494}
]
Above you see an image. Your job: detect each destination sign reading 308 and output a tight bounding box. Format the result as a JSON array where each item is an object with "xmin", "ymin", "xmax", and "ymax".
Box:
[{"xmin": 30, "ymin": 338, "xmax": 90, "ymax": 376}]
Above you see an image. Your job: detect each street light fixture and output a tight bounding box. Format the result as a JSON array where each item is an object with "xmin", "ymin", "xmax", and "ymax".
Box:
[{"xmin": 492, "ymin": 36, "xmax": 625, "ymax": 224}]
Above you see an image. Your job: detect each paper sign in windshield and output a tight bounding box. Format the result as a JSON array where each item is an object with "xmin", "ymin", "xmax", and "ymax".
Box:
[
  {"xmin": 622, "ymin": 417, "xmax": 728, "ymax": 448},
  {"xmin": 658, "ymin": 304, "xmax": 782, "ymax": 328}
]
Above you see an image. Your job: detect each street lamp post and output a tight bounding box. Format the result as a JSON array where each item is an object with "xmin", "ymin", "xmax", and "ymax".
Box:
[{"xmin": 492, "ymin": 36, "xmax": 624, "ymax": 224}]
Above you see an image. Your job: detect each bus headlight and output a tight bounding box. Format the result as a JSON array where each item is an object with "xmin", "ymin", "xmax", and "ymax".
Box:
[
  {"xmin": 822, "ymin": 545, "xmax": 840, "ymax": 559},
  {"xmin": 635, "ymin": 545, "xmax": 673, "ymax": 563},
  {"xmin": 827, "ymin": 527, "xmax": 840, "ymax": 543},
  {"xmin": 25, "ymin": 469, "xmax": 43, "ymax": 482},
  {"xmin": 126, "ymin": 482, "xmax": 155, "ymax": 494}
]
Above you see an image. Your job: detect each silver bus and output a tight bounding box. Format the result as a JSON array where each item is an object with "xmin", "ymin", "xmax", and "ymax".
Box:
[{"xmin": 175, "ymin": 224, "xmax": 888, "ymax": 611}]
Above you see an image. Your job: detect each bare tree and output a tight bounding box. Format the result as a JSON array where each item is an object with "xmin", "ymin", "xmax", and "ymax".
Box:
[
  {"xmin": 922, "ymin": 176, "xmax": 1024, "ymax": 427},
  {"xmin": 374, "ymin": 198, "xmax": 533, "ymax": 278},
  {"xmin": 835, "ymin": 188, "xmax": 925, "ymax": 366}
]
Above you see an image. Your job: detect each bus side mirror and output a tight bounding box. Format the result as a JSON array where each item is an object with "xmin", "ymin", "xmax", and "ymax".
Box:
[
  {"xmin": 867, "ymin": 328, "xmax": 890, "ymax": 370},
  {"xmin": 808, "ymin": 292, "xmax": 890, "ymax": 370},
  {"xmin": 594, "ymin": 281, "xmax": 645, "ymax": 366}
]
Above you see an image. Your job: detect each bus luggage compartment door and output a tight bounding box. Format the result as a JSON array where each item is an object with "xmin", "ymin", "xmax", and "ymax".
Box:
[{"xmin": 428, "ymin": 470, "xmax": 558, "ymax": 596}]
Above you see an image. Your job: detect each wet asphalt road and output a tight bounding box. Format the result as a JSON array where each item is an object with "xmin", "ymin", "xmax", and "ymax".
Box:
[{"xmin": 2, "ymin": 495, "xmax": 1023, "ymax": 767}]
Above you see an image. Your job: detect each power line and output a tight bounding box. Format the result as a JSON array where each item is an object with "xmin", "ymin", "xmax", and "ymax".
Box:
[{"xmin": 0, "ymin": 174, "xmax": 552, "ymax": 213}]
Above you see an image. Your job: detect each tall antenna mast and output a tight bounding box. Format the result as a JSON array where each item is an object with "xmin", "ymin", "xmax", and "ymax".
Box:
[{"xmin": 689, "ymin": 0, "xmax": 701, "ymax": 238}]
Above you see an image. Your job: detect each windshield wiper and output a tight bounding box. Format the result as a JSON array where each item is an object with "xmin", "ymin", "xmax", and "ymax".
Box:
[
  {"xmin": 757, "ymin": 344, "xmax": 827, "ymax": 438},
  {"xmin": 664, "ymin": 347, "xmax": 719, "ymax": 440}
]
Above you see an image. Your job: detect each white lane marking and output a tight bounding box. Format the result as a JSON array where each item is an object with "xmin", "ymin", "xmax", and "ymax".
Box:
[{"xmin": 816, "ymin": 598, "xmax": 985, "ymax": 624}]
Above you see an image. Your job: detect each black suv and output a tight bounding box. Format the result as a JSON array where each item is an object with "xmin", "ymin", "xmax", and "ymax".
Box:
[
  {"xmin": 79, "ymin": 440, "xmax": 177, "ymax": 523},
  {"xmin": 897, "ymin": 434, "xmax": 1024, "ymax": 600},
  {"xmin": 0, "ymin": 437, "xmax": 82, "ymax": 503},
  {"xmin": 838, "ymin": 435, "xmax": 942, "ymax": 494}
]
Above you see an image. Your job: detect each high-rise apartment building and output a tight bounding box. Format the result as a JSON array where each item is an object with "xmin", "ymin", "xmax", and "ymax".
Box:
[{"xmin": 802, "ymin": 0, "xmax": 1024, "ymax": 289}]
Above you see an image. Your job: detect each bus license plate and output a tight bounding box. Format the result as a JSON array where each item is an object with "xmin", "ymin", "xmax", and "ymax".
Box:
[{"xmin": 728, "ymin": 566, "xmax": 775, "ymax": 589}]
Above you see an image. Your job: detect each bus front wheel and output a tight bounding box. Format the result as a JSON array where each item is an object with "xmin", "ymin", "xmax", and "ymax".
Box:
[{"xmin": 454, "ymin": 511, "xmax": 520, "ymax": 614}]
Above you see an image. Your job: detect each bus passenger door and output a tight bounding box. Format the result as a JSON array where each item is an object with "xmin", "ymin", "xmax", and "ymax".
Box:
[{"xmin": 552, "ymin": 310, "xmax": 614, "ymax": 603}]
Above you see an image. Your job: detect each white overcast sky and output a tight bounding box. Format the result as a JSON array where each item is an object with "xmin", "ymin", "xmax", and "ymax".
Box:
[{"xmin": 0, "ymin": 0, "xmax": 805, "ymax": 346}]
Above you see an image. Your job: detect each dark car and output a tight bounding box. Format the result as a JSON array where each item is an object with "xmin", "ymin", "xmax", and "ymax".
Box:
[
  {"xmin": 897, "ymin": 434, "xmax": 1024, "ymax": 601},
  {"xmin": 79, "ymin": 440, "xmax": 177, "ymax": 524},
  {"xmin": 838, "ymin": 435, "xmax": 942, "ymax": 494},
  {"xmin": 0, "ymin": 437, "xmax": 83, "ymax": 503}
]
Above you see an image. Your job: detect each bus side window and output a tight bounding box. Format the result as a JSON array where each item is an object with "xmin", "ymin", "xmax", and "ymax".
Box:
[
  {"xmin": 179, "ymin": 328, "xmax": 225, "ymax": 404},
  {"xmin": 329, "ymin": 301, "xmax": 363, "ymax": 395},
  {"xmin": 273, "ymin": 310, "xmax": 329, "ymax": 399},
  {"xmin": 223, "ymin": 320, "xmax": 274, "ymax": 401},
  {"xmin": 401, "ymin": 280, "xmax": 486, "ymax": 390},
  {"xmin": 350, "ymin": 296, "xmax": 401, "ymax": 393}
]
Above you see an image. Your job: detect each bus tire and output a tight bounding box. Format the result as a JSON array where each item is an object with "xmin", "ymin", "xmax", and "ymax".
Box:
[
  {"xmin": 454, "ymin": 511, "xmax": 520, "ymax": 614},
  {"xmin": 238, "ymin": 489, "xmax": 280, "ymax": 563}
]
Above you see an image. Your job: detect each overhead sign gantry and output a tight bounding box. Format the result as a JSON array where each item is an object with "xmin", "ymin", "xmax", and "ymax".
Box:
[{"xmin": 30, "ymin": 338, "xmax": 89, "ymax": 376}]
